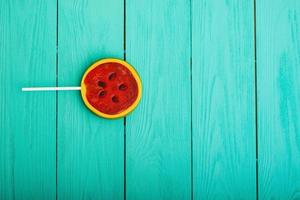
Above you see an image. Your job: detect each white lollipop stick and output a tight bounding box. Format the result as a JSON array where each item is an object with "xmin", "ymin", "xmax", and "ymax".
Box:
[{"xmin": 22, "ymin": 86, "xmax": 81, "ymax": 92}]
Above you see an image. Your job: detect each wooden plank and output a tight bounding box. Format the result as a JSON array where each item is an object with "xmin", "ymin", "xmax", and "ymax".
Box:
[
  {"xmin": 57, "ymin": 0, "xmax": 124, "ymax": 199},
  {"xmin": 126, "ymin": 0, "xmax": 191, "ymax": 199},
  {"xmin": 192, "ymin": 0, "xmax": 256, "ymax": 199},
  {"xmin": 257, "ymin": 0, "xmax": 300, "ymax": 199},
  {"xmin": 0, "ymin": 1, "xmax": 56, "ymax": 199}
]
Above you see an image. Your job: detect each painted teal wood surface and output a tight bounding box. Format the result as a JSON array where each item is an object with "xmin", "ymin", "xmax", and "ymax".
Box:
[
  {"xmin": 257, "ymin": 0, "xmax": 300, "ymax": 199},
  {"xmin": 192, "ymin": 0, "xmax": 256, "ymax": 199},
  {"xmin": 1, "ymin": 0, "xmax": 300, "ymax": 199},
  {"xmin": 0, "ymin": 1, "xmax": 56, "ymax": 199},
  {"xmin": 58, "ymin": 0, "xmax": 124, "ymax": 199},
  {"xmin": 126, "ymin": 0, "xmax": 191, "ymax": 199}
]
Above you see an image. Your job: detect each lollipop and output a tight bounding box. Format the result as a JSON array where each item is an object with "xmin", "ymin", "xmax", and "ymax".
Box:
[{"xmin": 22, "ymin": 58, "xmax": 142, "ymax": 119}]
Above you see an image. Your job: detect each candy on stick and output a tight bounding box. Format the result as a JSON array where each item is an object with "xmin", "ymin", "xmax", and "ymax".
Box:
[{"xmin": 22, "ymin": 58, "xmax": 142, "ymax": 119}]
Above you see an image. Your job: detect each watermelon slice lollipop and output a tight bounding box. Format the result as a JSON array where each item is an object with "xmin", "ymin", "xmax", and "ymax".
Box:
[{"xmin": 22, "ymin": 58, "xmax": 142, "ymax": 119}]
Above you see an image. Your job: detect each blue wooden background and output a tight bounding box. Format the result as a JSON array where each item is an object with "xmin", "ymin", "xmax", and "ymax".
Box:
[{"xmin": 1, "ymin": 0, "xmax": 300, "ymax": 199}]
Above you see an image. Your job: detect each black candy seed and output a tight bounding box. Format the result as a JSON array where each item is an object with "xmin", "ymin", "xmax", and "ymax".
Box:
[
  {"xmin": 119, "ymin": 84, "xmax": 127, "ymax": 91},
  {"xmin": 112, "ymin": 96, "xmax": 119, "ymax": 103},
  {"xmin": 99, "ymin": 91, "xmax": 106, "ymax": 97},
  {"xmin": 108, "ymin": 72, "xmax": 116, "ymax": 80},
  {"xmin": 98, "ymin": 81, "xmax": 106, "ymax": 88}
]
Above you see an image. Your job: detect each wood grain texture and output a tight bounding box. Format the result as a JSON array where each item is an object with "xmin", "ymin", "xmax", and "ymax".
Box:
[
  {"xmin": 0, "ymin": 1, "xmax": 56, "ymax": 199},
  {"xmin": 257, "ymin": 0, "xmax": 300, "ymax": 199},
  {"xmin": 126, "ymin": 0, "xmax": 191, "ymax": 199},
  {"xmin": 192, "ymin": 0, "xmax": 256, "ymax": 199},
  {"xmin": 58, "ymin": 0, "xmax": 124, "ymax": 199}
]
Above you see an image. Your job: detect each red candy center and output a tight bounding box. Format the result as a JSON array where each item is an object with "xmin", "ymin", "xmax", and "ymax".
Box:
[{"xmin": 84, "ymin": 62, "xmax": 139, "ymax": 115}]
